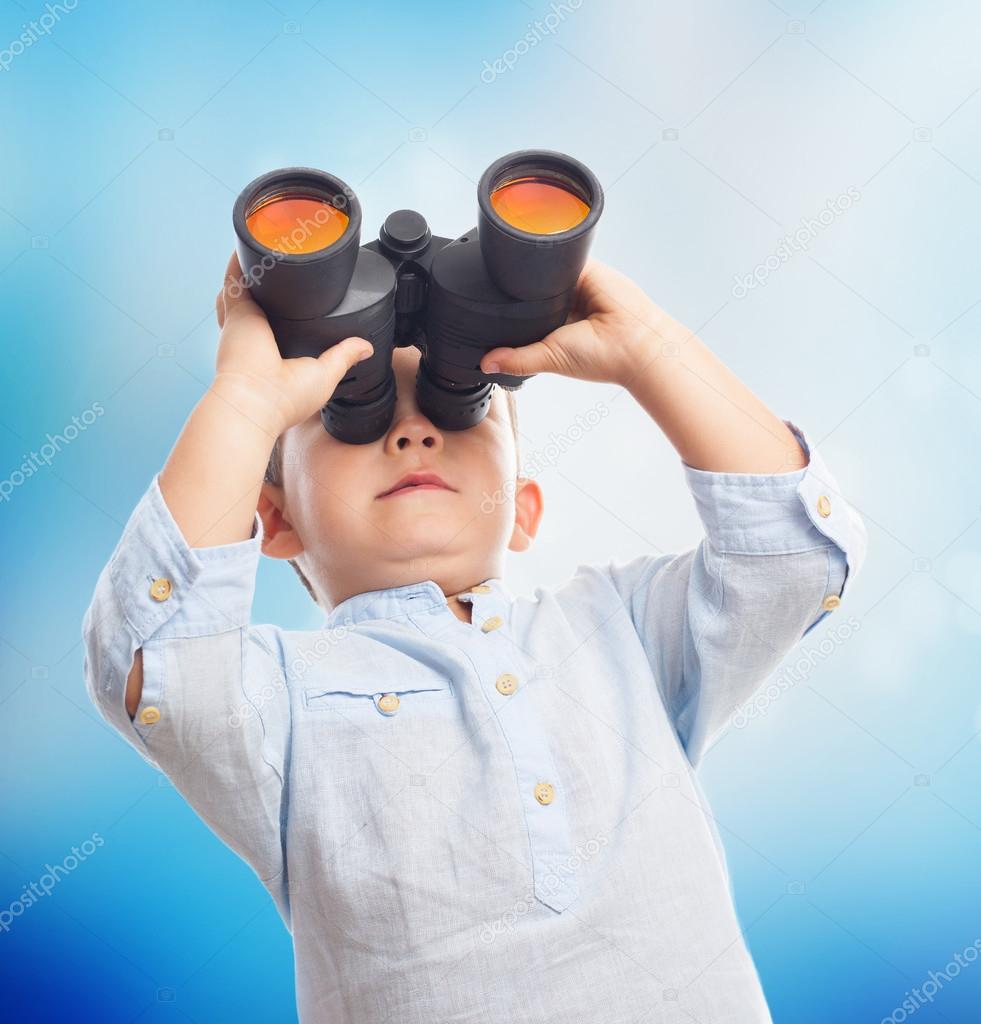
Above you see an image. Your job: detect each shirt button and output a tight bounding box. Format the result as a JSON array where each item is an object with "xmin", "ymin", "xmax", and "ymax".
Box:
[
  {"xmin": 149, "ymin": 577, "xmax": 173, "ymax": 602},
  {"xmin": 376, "ymin": 693, "xmax": 401, "ymax": 716},
  {"xmin": 822, "ymin": 594, "xmax": 841, "ymax": 611},
  {"xmin": 816, "ymin": 495, "xmax": 832, "ymax": 518},
  {"xmin": 471, "ymin": 584, "xmax": 492, "ymax": 594},
  {"xmin": 139, "ymin": 706, "xmax": 161, "ymax": 725},
  {"xmin": 481, "ymin": 615, "xmax": 504, "ymax": 633},
  {"xmin": 495, "ymin": 673, "xmax": 518, "ymax": 695},
  {"xmin": 534, "ymin": 782, "xmax": 555, "ymax": 806}
]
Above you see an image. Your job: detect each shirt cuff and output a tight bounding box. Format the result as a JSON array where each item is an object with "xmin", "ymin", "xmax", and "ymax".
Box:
[
  {"xmin": 107, "ymin": 472, "xmax": 262, "ymax": 642},
  {"xmin": 682, "ymin": 420, "xmax": 867, "ymax": 581}
]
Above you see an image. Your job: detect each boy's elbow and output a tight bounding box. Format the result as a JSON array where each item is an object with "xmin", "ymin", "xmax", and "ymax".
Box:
[
  {"xmin": 81, "ymin": 580, "xmax": 142, "ymax": 733},
  {"xmin": 81, "ymin": 612, "xmax": 115, "ymax": 723},
  {"xmin": 124, "ymin": 648, "xmax": 144, "ymax": 720}
]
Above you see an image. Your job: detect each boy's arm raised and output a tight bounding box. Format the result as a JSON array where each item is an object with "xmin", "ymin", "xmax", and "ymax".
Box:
[
  {"xmin": 479, "ymin": 260, "xmax": 866, "ymax": 765},
  {"xmin": 82, "ymin": 254, "xmax": 373, "ymax": 905},
  {"xmin": 121, "ymin": 252, "xmax": 374, "ymax": 714}
]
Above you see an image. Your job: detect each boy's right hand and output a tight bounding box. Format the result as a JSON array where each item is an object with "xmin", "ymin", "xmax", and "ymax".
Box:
[{"xmin": 213, "ymin": 250, "xmax": 374, "ymax": 435}]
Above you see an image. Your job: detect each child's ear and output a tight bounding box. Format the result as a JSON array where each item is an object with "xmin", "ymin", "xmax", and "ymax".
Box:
[
  {"xmin": 257, "ymin": 481, "xmax": 305, "ymax": 560},
  {"xmin": 509, "ymin": 476, "xmax": 544, "ymax": 553}
]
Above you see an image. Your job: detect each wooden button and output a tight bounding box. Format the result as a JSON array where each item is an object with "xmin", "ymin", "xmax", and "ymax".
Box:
[
  {"xmin": 376, "ymin": 693, "xmax": 401, "ymax": 715},
  {"xmin": 495, "ymin": 673, "xmax": 518, "ymax": 695},
  {"xmin": 821, "ymin": 595, "xmax": 841, "ymax": 611},
  {"xmin": 481, "ymin": 615, "xmax": 504, "ymax": 633},
  {"xmin": 816, "ymin": 495, "xmax": 832, "ymax": 518},
  {"xmin": 534, "ymin": 782, "xmax": 555, "ymax": 806},
  {"xmin": 149, "ymin": 577, "xmax": 173, "ymax": 602},
  {"xmin": 139, "ymin": 706, "xmax": 161, "ymax": 725},
  {"xmin": 471, "ymin": 584, "xmax": 492, "ymax": 594}
]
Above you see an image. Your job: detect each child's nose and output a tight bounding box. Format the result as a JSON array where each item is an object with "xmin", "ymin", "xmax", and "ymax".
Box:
[{"xmin": 385, "ymin": 411, "xmax": 444, "ymax": 453}]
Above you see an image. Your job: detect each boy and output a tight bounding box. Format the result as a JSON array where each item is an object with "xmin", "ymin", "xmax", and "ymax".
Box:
[{"xmin": 83, "ymin": 252, "xmax": 866, "ymax": 1023}]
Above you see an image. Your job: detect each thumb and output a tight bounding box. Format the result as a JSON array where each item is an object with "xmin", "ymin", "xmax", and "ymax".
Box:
[
  {"xmin": 480, "ymin": 337, "xmax": 562, "ymax": 377},
  {"xmin": 315, "ymin": 336, "xmax": 374, "ymax": 381},
  {"xmin": 277, "ymin": 337, "xmax": 375, "ymax": 427},
  {"xmin": 220, "ymin": 250, "xmax": 265, "ymax": 327}
]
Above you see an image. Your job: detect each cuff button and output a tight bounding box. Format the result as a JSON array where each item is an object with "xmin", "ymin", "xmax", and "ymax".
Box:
[
  {"xmin": 139, "ymin": 706, "xmax": 161, "ymax": 725},
  {"xmin": 149, "ymin": 577, "xmax": 173, "ymax": 602}
]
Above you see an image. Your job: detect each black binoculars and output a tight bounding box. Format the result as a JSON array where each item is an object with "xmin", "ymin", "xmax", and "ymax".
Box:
[{"xmin": 232, "ymin": 149, "xmax": 603, "ymax": 444}]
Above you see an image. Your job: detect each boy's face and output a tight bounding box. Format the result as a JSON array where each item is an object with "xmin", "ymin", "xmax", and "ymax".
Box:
[{"xmin": 259, "ymin": 344, "xmax": 543, "ymax": 607}]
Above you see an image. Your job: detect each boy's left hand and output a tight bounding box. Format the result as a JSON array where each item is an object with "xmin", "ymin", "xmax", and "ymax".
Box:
[{"xmin": 478, "ymin": 258, "xmax": 673, "ymax": 387}]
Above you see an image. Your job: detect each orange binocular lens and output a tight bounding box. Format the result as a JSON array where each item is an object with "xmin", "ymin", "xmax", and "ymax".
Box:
[
  {"xmin": 246, "ymin": 194, "xmax": 350, "ymax": 254},
  {"xmin": 489, "ymin": 176, "xmax": 590, "ymax": 234}
]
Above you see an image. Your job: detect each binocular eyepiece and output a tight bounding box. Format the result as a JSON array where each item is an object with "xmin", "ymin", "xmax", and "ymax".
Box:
[{"xmin": 232, "ymin": 149, "xmax": 603, "ymax": 444}]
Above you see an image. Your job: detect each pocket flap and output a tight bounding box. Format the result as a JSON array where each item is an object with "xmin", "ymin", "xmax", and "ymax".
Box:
[{"xmin": 302, "ymin": 664, "xmax": 453, "ymax": 708}]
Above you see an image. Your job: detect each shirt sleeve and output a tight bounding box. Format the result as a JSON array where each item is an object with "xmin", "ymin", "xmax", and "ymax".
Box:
[
  {"xmin": 598, "ymin": 421, "xmax": 867, "ymax": 767},
  {"xmin": 81, "ymin": 473, "xmax": 291, "ymax": 923}
]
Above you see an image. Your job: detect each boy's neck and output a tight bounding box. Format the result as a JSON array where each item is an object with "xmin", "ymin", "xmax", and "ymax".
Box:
[{"xmin": 446, "ymin": 591, "xmax": 473, "ymax": 625}]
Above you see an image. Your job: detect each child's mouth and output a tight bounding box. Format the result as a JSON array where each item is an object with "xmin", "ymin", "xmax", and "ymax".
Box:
[
  {"xmin": 380, "ymin": 483, "xmax": 452, "ymax": 498},
  {"xmin": 376, "ymin": 472, "xmax": 455, "ymax": 498}
]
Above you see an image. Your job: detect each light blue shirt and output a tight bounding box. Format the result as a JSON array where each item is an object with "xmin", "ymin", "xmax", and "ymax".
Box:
[{"xmin": 82, "ymin": 421, "xmax": 866, "ymax": 1023}]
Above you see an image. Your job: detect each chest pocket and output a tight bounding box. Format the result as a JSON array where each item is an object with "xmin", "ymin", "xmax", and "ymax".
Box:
[{"xmin": 302, "ymin": 665, "xmax": 455, "ymax": 717}]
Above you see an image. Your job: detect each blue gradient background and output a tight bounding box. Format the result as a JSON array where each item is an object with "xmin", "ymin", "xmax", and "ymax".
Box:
[{"xmin": 1, "ymin": 1, "xmax": 979, "ymax": 1021}]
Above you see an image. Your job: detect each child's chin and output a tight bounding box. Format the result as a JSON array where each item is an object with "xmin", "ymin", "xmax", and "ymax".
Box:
[{"xmin": 394, "ymin": 516, "xmax": 467, "ymax": 544}]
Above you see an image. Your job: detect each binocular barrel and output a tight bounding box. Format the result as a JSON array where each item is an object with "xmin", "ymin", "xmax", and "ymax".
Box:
[{"xmin": 231, "ymin": 149, "xmax": 603, "ymax": 444}]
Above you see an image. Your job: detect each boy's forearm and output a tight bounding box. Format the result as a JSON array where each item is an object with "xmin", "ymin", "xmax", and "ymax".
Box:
[
  {"xmin": 621, "ymin": 311, "xmax": 808, "ymax": 474},
  {"xmin": 158, "ymin": 375, "xmax": 282, "ymax": 549}
]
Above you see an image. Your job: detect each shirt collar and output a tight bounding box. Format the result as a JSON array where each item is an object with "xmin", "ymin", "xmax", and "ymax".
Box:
[{"xmin": 324, "ymin": 577, "xmax": 515, "ymax": 628}]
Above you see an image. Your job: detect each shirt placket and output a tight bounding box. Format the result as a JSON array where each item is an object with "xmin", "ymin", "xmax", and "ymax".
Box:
[{"xmin": 460, "ymin": 587, "xmax": 580, "ymax": 913}]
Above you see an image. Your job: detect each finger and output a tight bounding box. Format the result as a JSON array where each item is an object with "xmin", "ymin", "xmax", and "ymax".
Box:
[
  {"xmin": 314, "ymin": 336, "xmax": 375, "ymax": 384},
  {"xmin": 563, "ymin": 303, "xmax": 586, "ymax": 327},
  {"xmin": 220, "ymin": 250, "xmax": 265, "ymax": 327},
  {"xmin": 480, "ymin": 337, "xmax": 564, "ymax": 377}
]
